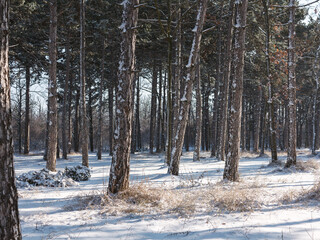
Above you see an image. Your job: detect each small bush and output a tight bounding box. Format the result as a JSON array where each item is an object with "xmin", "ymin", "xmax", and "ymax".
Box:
[{"xmin": 65, "ymin": 165, "xmax": 91, "ymax": 181}]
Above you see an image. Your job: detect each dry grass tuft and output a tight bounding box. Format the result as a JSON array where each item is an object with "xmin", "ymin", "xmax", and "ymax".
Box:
[
  {"xmin": 207, "ymin": 182, "xmax": 262, "ymax": 212},
  {"xmin": 69, "ymin": 180, "xmax": 263, "ymax": 217},
  {"xmin": 295, "ymin": 160, "xmax": 320, "ymax": 172}
]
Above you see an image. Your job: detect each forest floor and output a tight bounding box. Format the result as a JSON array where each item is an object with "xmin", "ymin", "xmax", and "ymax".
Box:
[{"xmin": 16, "ymin": 149, "xmax": 320, "ymax": 240}]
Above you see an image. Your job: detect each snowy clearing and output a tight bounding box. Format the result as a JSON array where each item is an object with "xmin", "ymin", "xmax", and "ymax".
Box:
[{"xmin": 16, "ymin": 150, "xmax": 320, "ymax": 240}]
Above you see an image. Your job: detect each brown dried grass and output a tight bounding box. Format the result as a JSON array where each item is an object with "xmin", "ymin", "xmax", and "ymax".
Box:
[{"xmin": 70, "ymin": 179, "xmax": 262, "ymax": 217}]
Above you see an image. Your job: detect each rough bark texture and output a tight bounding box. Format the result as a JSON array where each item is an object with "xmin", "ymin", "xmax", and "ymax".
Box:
[
  {"xmin": 223, "ymin": 0, "xmax": 248, "ymax": 181},
  {"xmin": 169, "ymin": 0, "xmax": 208, "ymax": 175},
  {"xmin": 312, "ymin": 46, "xmax": 320, "ymax": 155},
  {"xmin": 108, "ymin": 0, "xmax": 139, "ymax": 194},
  {"xmin": 0, "ymin": 0, "xmax": 22, "ymax": 237},
  {"xmin": 24, "ymin": 65, "xmax": 30, "ymax": 154},
  {"xmin": 46, "ymin": 0, "xmax": 58, "ymax": 171},
  {"xmin": 193, "ymin": 56, "xmax": 201, "ymax": 162},
  {"xmin": 156, "ymin": 64, "xmax": 162, "ymax": 153},
  {"xmin": 285, "ymin": 0, "xmax": 297, "ymax": 167},
  {"xmin": 218, "ymin": 0, "xmax": 234, "ymax": 161},
  {"xmin": 80, "ymin": 0, "xmax": 89, "ymax": 167}
]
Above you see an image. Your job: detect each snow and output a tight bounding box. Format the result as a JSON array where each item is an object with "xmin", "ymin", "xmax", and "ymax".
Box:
[{"xmin": 15, "ymin": 150, "xmax": 320, "ymax": 239}]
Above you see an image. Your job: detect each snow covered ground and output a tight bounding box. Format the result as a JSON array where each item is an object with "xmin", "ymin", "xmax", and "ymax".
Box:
[{"xmin": 15, "ymin": 150, "xmax": 320, "ymax": 240}]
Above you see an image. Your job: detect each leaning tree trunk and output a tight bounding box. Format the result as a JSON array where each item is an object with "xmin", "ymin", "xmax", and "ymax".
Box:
[
  {"xmin": 223, "ymin": 0, "xmax": 248, "ymax": 181},
  {"xmin": 193, "ymin": 55, "xmax": 202, "ymax": 162},
  {"xmin": 169, "ymin": 0, "xmax": 208, "ymax": 175},
  {"xmin": 285, "ymin": 0, "xmax": 297, "ymax": 167},
  {"xmin": 218, "ymin": 0, "xmax": 235, "ymax": 161},
  {"xmin": 0, "ymin": 0, "xmax": 22, "ymax": 237},
  {"xmin": 24, "ymin": 65, "xmax": 30, "ymax": 154},
  {"xmin": 46, "ymin": 0, "xmax": 58, "ymax": 171},
  {"xmin": 80, "ymin": 0, "xmax": 89, "ymax": 167},
  {"xmin": 108, "ymin": 0, "xmax": 139, "ymax": 194}
]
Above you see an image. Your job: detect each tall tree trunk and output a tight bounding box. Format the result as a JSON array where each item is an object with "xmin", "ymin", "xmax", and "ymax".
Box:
[
  {"xmin": 68, "ymin": 73, "xmax": 73, "ymax": 153},
  {"xmin": 24, "ymin": 65, "xmax": 30, "ymax": 154},
  {"xmin": 98, "ymin": 38, "xmax": 105, "ymax": 160},
  {"xmin": 46, "ymin": 0, "xmax": 58, "ymax": 171},
  {"xmin": 18, "ymin": 78, "xmax": 22, "ymax": 154},
  {"xmin": 74, "ymin": 89, "xmax": 80, "ymax": 152},
  {"xmin": 312, "ymin": 46, "xmax": 320, "ymax": 155},
  {"xmin": 211, "ymin": 1, "xmax": 224, "ymax": 157},
  {"xmin": 0, "ymin": 0, "xmax": 22, "ymax": 237},
  {"xmin": 262, "ymin": 0, "xmax": 278, "ymax": 163},
  {"xmin": 135, "ymin": 76, "xmax": 142, "ymax": 151},
  {"xmin": 80, "ymin": 0, "xmax": 89, "ymax": 167},
  {"xmin": 130, "ymin": 72, "xmax": 136, "ymax": 154},
  {"xmin": 156, "ymin": 63, "xmax": 163, "ymax": 153},
  {"xmin": 108, "ymin": 0, "xmax": 139, "ymax": 194},
  {"xmin": 169, "ymin": 0, "xmax": 208, "ymax": 175},
  {"xmin": 253, "ymin": 85, "xmax": 262, "ymax": 152},
  {"xmin": 285, "ymin": 0, "xmax": 297, "ymax": 167},
  {"xmin": 88, "ymin": 87, "xmax": 94, "ymax": 152},
  {"xmin": 218, "ymin": 0, "xmax": 235, "ymax": 161},
  {"xmin": 150, "ymin": 59, "xmax": 157, "ymax": 153},
  {"xmin": 223, "ymin": 0, "xmax": 248, "ymax": 181},
  {"xmin": 62, "ymin": 32, "xmax": 70, "ymax": 160},
  {"xmin": 108, "ymin": 86, "xmax": 114, "ymax": 155},
  {"xmin": 193, "ymin": 56, "xmax": 202, "ymax": 161}
]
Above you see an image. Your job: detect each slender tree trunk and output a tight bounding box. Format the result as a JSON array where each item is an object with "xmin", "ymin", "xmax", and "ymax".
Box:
[
  {"xmin": 223, "ymin": 0, "xmax": 248, "ymax": 181},
  {"xmin": 253, "ymin": 85, "xmax": 262, "ymax": 152},
  {"xmin": 98, "ymin": 39, "xmax": 105, "ymax": 160},
  {"xmin": 169, "ymin": 0, "xmax": 208, "ymax": 175},
  {"xmin": 88, "ymin": 87, "xmax": 94, "ymax": 152},
  {"xmin": 80, "ymin": 0, "xmax": 89, "ymax": 167},
  {"xmin": 262, "ymin": 0, "xmax": 278, "ymax": 163},
  {"xmin": 46, "ymin": 0, "xmax": 58, "ymax": 171},
  {"xmin": 193, "ymin": 55, "xmax": 202, "ymax": 161},
  {"xmin": 218, "ymin": 0, "xmax": 235, "ymax": 161},
  {"xmin": 135, "ymin": 76, "xmax": 142, "ymax": 151},
  {"xmin": 68, "ymin": 73, "xmax": 73, "ymax": 153},
  {"xmin": 0, "ymin": 1, "xmax": 22, "ymax": 237},
  {"xmin": 62, "ymin": 32, "xmax": 70, "ymax": 160},
  {"xmin": 24, "ymin": 65, "xmax": 30, "ymax": 154},
  {"xmin": 312, "ymin": 46, "xmax": 320, "ymax": 155},
  {"xmin": 131, "ymin": 72, "xmax": 136, "ymax": 154},
  {"xmin": 18, "ymin": 78, "xmax": 22, "ymax": 154},
  {"xmin": 285, "ymin": 0, "xmax": 297, "ymax": 167},
  {"xmin": 74, "ymin": 89, "xmax": 80, "ymax": 152},
  {"xmin": 108, "ymin": 0, "xmax": 139, "ymax": 194},
  {"xmin": 161, "ymin": 71, "xmax": 166, "ymax": 151},
  {"xmin": 150, "ymin": 59, "xmax": 157, "ymax": 154},
  {"xmin": 156, "ymin": 64, "xmax": 163, "ymax": 153},
  {"xmin": 108, "ymin": 86, "xmax": 114, "ymax": 155},
  {"xmin": 260, "ymin": 99, "xmax": 267, "ymax": 156}
]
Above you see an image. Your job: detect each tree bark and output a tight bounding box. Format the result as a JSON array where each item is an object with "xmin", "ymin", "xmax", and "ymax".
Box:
[
  {"xmin": 24, "ymin": 65, "xmax": 30, "ymax": 154},
  {"xmin": 223, "ymin": 0, "xmax": 248, "ymax": 181},
  {"xmin": 97, "ymin": 39, "xmax": 105, "ymax": 160},
  {"xmin": 218, "ymin": 0, "xmax": 235, "ymax": 161},
  {"xmin": 62, "ymin": 32, "xmax": 70, "ymax": 160},
  {"xmin": 285, "ymin": 0, "xmax": 297, "ymax": 167},
  {"xmin": 169, "ymin": 0, "xmax": 208, "ymax": 175},
  {"xmin": 46, "ymin": 0, "xmax": 58, "ymax": 171},
  {"xmin": 312, "ymin": 45, "xmax": 320, "ymax": 155},
  {"xmin": 108, "ymin": 0, "xmax": 139, "ymax": 194},
  {"xmin": 80, "ymin": 0, "xmax": 89, "ymax": 167},
  {"xmin": 0, "ymin": 0, "xmax": 22, "ymax": 237},
  {"xmin": 150, "ymin": 59, "xmax": 157, "ymax": 153},
  {"xmin": 193, "ymin": 55, "xmax": 202, "ymax": 161},
  {"xmin": 108, "ymin": 86, "xmax": 114, "ymax": 155},
  {"xmin": 156, "ymin": 63, "xmax": 162, "ymax": 153}
]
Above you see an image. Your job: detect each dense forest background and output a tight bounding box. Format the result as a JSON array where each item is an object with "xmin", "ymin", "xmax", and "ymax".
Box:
[{"xmin": 9, "ymin": 0, "xmax": 320, "ymax": 168}]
